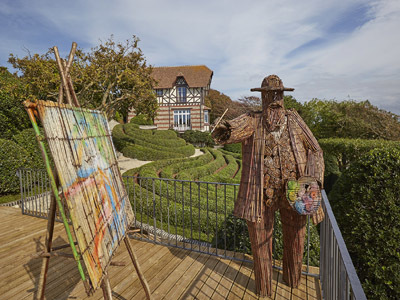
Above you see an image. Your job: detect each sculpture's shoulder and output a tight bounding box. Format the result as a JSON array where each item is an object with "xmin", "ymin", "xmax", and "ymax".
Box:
[{"xmin": 248, "ymin": 110, "xmax": 263, "ymax": 121}]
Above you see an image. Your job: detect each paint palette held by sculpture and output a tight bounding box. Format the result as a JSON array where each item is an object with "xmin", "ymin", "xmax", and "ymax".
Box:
[{"xmin": 286, "ymin": 176, "xmax": 321, "ymax": 215}]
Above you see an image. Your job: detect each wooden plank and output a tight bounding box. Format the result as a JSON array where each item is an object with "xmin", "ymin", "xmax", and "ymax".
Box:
[
  {"xmin": 292, "ymin": 273, "xmax": 308, "ymax": 300},
  {"xmin": 211, "ymin": 258, "xmax": 242, "ymax": 300},
  {"xmin": 151, "ymin": 249, "xmax": 203, "ymax": 299},
  {"xmin": 226, "ymin": 260, "xmax": 251, "ymax": 300},
  {"xmin": 70, "ymin": 239, "xmax": 152, "ymax": 300},
  {"xmin": 307, "ymin": 274, "xmax": 322, "ymax": 300},
  {"xmin": 131, "ymin": 247, "xmax": 188, "ymax": 299},
  {"xmin": 274, "ymin": 270, "xmax": 292, "ymax": 300},
  {"xmin": 99, "ymin": 241, "xmax": 169, "ymax": 300},
  {"xmin": 181, "ymin": 254, "xmax": 220, "ymax": 299},
  {"xmin": 0, "ymin": 209, "xmax": 323, "ymax": 300},
  {"xmin": 242, "ymin": 266, "xmax": 259, "ymax": 300},
  {"xmin": 163, "ymin": 251, "xmax": 213, "ymax": 300}
]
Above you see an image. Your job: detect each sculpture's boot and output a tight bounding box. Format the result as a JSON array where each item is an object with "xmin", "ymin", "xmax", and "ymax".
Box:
[
  {"xmin": 280, "ymin": 208, "xmax": 307, "ymax": 287},
  {"xmin": 246, "ymin": 207, "xmax": 275, "ymax": 296}
]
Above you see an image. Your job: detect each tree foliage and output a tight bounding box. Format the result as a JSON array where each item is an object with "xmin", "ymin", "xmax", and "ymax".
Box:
[
  {"xmin": 301, "ymin": 99, "xmax": 400, "ymax": 140},
  {"xmin": 8, "ymin": 35, "xmax": 157, "ymax": 119},
  {"xmin": 0, "ymin": 67, "xmax": 30, "ymax": 139},
  {"xmin": 205, "ymin": 89, "xmax": 235, "ymax": 123},
  {"xmin": 329, "ymin": 148, "xmax": 400, "ymax": 299}
]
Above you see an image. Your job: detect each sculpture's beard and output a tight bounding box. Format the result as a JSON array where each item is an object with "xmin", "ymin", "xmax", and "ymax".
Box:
[{"xmin": 262, "ymin": 92, "xmax": 285, "ymax": 132}]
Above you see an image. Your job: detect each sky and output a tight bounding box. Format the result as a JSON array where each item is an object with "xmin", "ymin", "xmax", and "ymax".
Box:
[{"xmin": 1, "ymin": 0, "xmax": 399, "ymax": 114}]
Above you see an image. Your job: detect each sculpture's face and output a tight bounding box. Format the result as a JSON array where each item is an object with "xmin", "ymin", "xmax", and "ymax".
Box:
[{"xmin": 261, "ymin": 75, "xmax": 285, "ymax": 110}]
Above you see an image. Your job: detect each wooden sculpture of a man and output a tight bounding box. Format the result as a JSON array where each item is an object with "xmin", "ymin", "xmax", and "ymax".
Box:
[{"xmin": 212, "ymin": 75, "xmax": 324, "ymax": 296}]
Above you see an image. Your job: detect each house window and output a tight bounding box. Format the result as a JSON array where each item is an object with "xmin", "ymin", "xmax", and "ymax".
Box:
[
  {"xmin": 176, "ymin": 77, "xmax": 187, "ymax": 103},
  {"xmin": 156, "ymin": 89, "xmax": 163, "ymax": 97},
  {"xmin": 177, "ymin": 86, "xmax": 187, "ymax": 102},
  {"xmin": 204, "ymin": 110, "xmax": 209, "ymax": 124},
  {"xmin": 173, "ymin": 110, "xmax": 191, "ymax": 131}
]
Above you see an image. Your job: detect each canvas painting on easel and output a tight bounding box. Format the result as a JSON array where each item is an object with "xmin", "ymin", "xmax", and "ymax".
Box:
[{"xmin": 35, "ymin": 100, "xmax": 134, "ymax": 290}]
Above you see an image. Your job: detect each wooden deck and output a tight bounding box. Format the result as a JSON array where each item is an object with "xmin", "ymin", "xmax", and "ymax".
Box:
[{"xmin": 0, "ymin": 207, "xmax": 322, "ymax": 299}]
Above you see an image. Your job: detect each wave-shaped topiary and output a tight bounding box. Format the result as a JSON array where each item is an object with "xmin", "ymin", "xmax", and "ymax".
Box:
[{"xmin": 112, "ymin": 123, "xmax": 195, "ymax": 160}]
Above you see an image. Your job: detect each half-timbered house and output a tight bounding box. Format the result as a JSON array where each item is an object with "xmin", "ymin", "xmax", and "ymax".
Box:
[{"xmin": 130, "ymin": 65, "xmax": 213, "ymax": 131}]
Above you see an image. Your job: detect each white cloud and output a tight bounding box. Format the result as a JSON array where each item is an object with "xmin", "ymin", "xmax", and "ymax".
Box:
[{"xmin": 1, "ymin": 0, "xmax": 399, "ymax": 113}]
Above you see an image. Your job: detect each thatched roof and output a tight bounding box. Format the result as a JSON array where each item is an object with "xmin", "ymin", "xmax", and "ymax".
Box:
[{"xmin": 152, "ymin": 65, "xmax": 213, "ymax": 89}]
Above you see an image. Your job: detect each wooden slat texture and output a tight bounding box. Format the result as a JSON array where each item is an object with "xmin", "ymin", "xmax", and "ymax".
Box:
[
  {"xmin": 0, "ymin": 207, "xmax": 321, "ymax": 299},
  {"xmin": 36, "ymin": 100, "xmax": 135, "ymax": 290}
]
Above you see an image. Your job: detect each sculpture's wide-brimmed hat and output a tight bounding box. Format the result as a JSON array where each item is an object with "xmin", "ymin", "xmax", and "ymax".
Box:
[{"xmin": 251, "ymin": 74, "xmax": 295, "ymax": 92}]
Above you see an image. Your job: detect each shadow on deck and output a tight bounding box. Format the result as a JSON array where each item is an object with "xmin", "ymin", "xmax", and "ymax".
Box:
[{"xmin": 0, "ymin": 207, "xmax": 321, "ymax": 299}]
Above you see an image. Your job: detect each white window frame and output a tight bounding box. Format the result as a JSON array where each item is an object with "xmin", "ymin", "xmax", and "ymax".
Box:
[
  {"xmin": 173, "ymin": 109, "xmax": 191, "ymax": 131},
  {"xmin": 204, "ymin": 110, "xmax": 209, "ymax": 124}
]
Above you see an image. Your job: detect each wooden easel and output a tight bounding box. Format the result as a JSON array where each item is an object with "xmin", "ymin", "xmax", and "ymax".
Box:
[{"xmin": 29, "ymin": 42, "xmax": 151, "ymax": 300}]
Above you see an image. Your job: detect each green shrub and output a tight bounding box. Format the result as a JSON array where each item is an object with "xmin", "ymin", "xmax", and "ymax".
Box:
[
  {"xmin": 121, "ymin": 144, "xmax": 185, "ymax": 161},
  {"xmin": 130, "ymin": 114, "xmax": 153, "ymax": 125},
  {"xmin": 200, "ymin": 154, "xmax": 240, "ymax": 183},
  {"xmin": 12, "ymin": 128, "xmax": 46, "ymax": 170},
  {"xmin": 153, "ymin": 130, "xmax": 177, "ymax": 139},
  {"xmin": 124, "ymin": 123, "xmax": 152, "ymax": 136},
  {"xmin": 176, "ymin": 148, "xmax": 225, "ymax": 180},
  {"xmin": 319, "ymin": 138, "xmax": 400, "ymax": 192},
  {"xmin": 134, "ymin": 134, "xmax": 188, "ymax": 151},
  {"xmin": 219, "ymin": 148, "xmax": 242, "ymax": 159},
  {"xmin": 329, "ymin": 148, "xmax": 400, "ymax": 299},
  {"xmin": 223, "ymin": 143, "xmax": 241, "ymax": 154},
  {"xmin": 111, "ymin": 124, "xmax": 129, "ymax": 151},
  {"xmin": 179, "ymin": 130, "xmax": 215, "ymax": 147},
  {"xmin": 0, "ymin": 139, "xmax": 30, "ymax": 193},
  {"xmin": 159, "ymin": 149, "xmax": 211, "ymax": 178}
]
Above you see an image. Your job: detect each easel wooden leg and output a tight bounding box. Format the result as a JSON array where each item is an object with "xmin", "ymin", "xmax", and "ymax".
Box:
[
  {"xmin": 100, "ymin": 271, "xmax": 113, "ymax": 300},
  {"xmin": 37, "ymin": 193, "xmax": 57, "ymax": 300},
  {"xmin": 124, "ymin": 236, "xmax": 152, "ymax": 300}
]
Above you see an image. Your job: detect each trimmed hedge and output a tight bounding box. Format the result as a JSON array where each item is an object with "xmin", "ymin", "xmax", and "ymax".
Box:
[
  {"xmin": 319, "ymin": 138, "xmax": 400, "ymax": 192},
  {"xmin": 176, "ymin": 148, "xmax": 225, "ymax": 181},
  {"xmin": 124, "ymin": 124, "xmax": 187, "ymax": 148},
  {"xmin": 200, "ymin": 154, "xmax": 240, "ymax": 183},
  {"xmin": 130, "ymin": 114, "xmax": 153, "ymax": 125},
  {"xmin": 122, "ymin": 144, "xmax": 185, "ymax": 161},
  {"xmin": 159, "ymin": 149, "xmax": 212, "ymax": 178},
  {"xmin": 153, "ymin": 130, "xmax": 177, "ymax": 139},
  {"xmin": 112, "ymin": 124, "xmax": 129, "ymax": 151},
  {"xmin": 0, "ymin": 139, "xmax": 29, "ymax": 193},
  {"xmin": 179, "ymin": 130, "xmax": 215, "ymax": 147},
  {"xmin": 113, "ymin": 123, "xmax": 195, "ymax": 160},
  {"xmin": 329, "ymin": 148, "xmax": 400, "ymax": 299},
  {"xmin": 219, "ymin": 148, "xmax": 242, "ymax": 159},
  {"xmin": 223, "ymin": 143, "xmax": 241, "ymax": 154}
]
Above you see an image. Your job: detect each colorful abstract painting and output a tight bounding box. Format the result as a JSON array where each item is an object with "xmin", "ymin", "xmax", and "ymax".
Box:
[{"xmin": 36, "ymin": 100, "xmax": 134, "ymax": 290}]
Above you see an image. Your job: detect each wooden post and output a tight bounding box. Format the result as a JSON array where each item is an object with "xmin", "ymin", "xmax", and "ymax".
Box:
[
  {"xmin": 53, "ymin": 46, "xmax": 72, "ymax": 105},
  {"xmin": 100, "ymin": 272, "xmax": 113, "ymax": 300},
  {"xmin": 124, "ymin": 236, "xmax": 152, "ymax": 300},
  {"xmin": 37, "ymin": 193, "xmax": 57, "ymax": 300}
]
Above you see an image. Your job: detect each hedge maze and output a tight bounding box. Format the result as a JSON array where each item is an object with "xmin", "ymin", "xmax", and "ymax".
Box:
[
  {"xmin": 122, "ymin": 146, "xmax": 242, "ymax": 247},
  {"xmin": 112, "ymin": 122, "xmax": 195, "ymax": 161},
  {"xmin": 113, "ymin": 124, "xmax": 319, "ymax": 263}
]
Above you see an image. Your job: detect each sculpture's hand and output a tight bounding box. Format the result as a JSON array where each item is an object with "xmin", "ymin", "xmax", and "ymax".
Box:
[{"xmin": 211, "ymin": 120, "xmax": 231, "ymax": 144}]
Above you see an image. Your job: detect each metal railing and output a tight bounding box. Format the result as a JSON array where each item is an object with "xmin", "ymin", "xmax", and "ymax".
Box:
[
  {"xmin": 17, "ymin": 168, "xmax": 367, "ymax": 299},
  {"xmin": 320, "ymin": 190, "xmax": 367, "ymax": 300},
  {"xmin": 17, "ymin": 168, "xmax": 67, "ymax": 222}
]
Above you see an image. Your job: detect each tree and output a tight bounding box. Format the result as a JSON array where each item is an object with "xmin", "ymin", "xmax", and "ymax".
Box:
[
  {"xmin": 205, "ymin": 89, "xmax": 235, "ymax": 123},
  {"xmin": 8, "ymin": 35, "xmax": 157, "ymax": 120},
  {"xmin": 0, "ymin": 67, "xmax": 30, "ymax": 139},
  {"xmin": 302, "ymin": 99, "xmax": 400, "ymax": 140}
]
